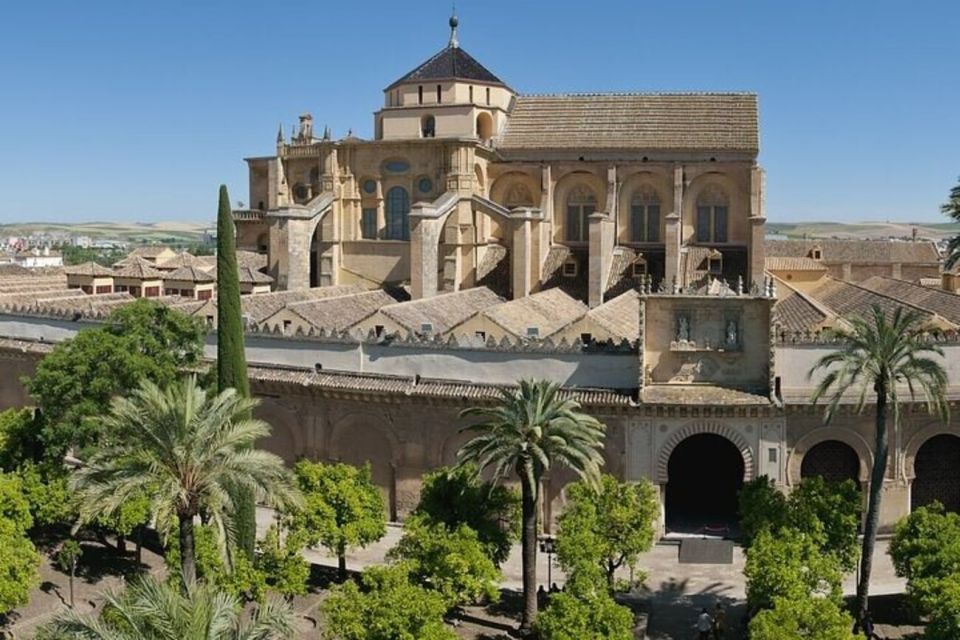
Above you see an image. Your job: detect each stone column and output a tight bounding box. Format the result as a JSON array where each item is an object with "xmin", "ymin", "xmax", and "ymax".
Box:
[
  {"xmin": 510, "ymin": 207, "xmax": 542, "ymax": 299},
  {"xmin": 588, "ymin": 212, "xmax": 615, "ymax": 308},
  {"xmin": 665, "ymin": 164, "xmax": 684, "ymax": 289},
  {"xmin": 409, "ymin": 203, "xmax": 444, "ymax": 299},
  {"xmin": 748, "ymin": 165, "xmax": 767, "ymax": 289}
]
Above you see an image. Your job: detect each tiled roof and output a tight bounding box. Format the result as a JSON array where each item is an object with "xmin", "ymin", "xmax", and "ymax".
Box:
[
  {"xmin": 587, "ymin": 290, "xmax": 642, "ymax": 340},
  {"xmin": 165, "ymin": 266, "xmax": 215, "ymax": 283},
  {"xmin": 764, "ymin": 239, "xmax": 940, "ymax": 264},
  {"xmin": 475, "ymin": 244, "xmax": 510, "ymax": 298},
  {"xmin": 805, "ymin": 277, "xmax": 944, "ymax": 326},
  {"xmin": 64, "ymin": 262, "xmax": 115, "ymax": 277},
  {"xmin": 236, "ymin": 251, "xmax": 268, "ymax": 271},
  {"xmin": 765, "ymin": 256, "xmax": 828, "ymax": 272},
  {"xmin": 238, "ymin": 266, "xmax": 273, "ymax": 284},
  {"xmin": 541, "ymin": 246, "xmax": 589, "ymax": 301},
  {"xmin": 243, "ymin": 285, "xmax": 364, "ymax": 324},
  {"xmin": 388, "ymin": 45, "xmax": 505, "ymax": 88},
  {"xmin": 642, "ymin": 384, "xmax": 770, "ymax": 405},
  {"xmin": 772, "ymin": 291, "xmax": 828, "ymax": 332},
  {"xmin": 498, "ymin": 93, "xmax": 759, "ymax": 154},
  {"xmin": 112, "ymin": 257, "xmax": 164, "ymax": 279},
  {"xmin": 282, "ymin": 290, "xmax": 398, "ymax": 332},
  {"xmin": 248, "ymin": 365, "xmax": 634, "ymax": 407},
  {"xmin": 0, "ymin": 264, "xmax": 31, "ymax": 276},
  {"xmin": 477, "ymin": 288, "xmax": 587, "ymax": 338},
  {"xmin": 858, "ymin": 276, "xmax": 960, "ymax": 324},
  {"xmin": 156, "ymin": 252, "xmax": 213, "ymax": 271},
  {"xmin": 381, "ymin": 287, "xmax": 504, "ymax": 334}
]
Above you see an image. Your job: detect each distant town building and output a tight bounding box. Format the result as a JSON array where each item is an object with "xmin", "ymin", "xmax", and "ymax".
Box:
[{"xmin": 14, "ymin": 247, "xmax": 63, "ymax": 268}]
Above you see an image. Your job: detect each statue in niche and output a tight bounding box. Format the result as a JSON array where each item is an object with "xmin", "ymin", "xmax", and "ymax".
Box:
[
  {"xmin": 677, "ymin": 316, "xmax": 690, "ymax": 342},
  {"xmin": 726, "ymin": 319, "xmax": 738, "ymax": 347}
]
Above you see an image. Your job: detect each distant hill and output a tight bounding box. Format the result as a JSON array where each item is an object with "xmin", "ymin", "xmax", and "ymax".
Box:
[
  {"xmin": 766, "ymin": 221, "xmax": 960, "ymax": 241},
  {"xmin": 0, "ymin": 221, "xmax": 212, "ymax": 244}
]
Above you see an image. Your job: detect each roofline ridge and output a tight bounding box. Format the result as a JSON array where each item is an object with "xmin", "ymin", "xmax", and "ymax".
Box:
[{"xmin": 518, "ymin": 90, "xmax": 758, "ymax": 98}]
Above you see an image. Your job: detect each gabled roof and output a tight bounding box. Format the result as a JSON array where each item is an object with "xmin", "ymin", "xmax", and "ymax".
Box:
[
  {"xmin": 804, "ymin": 277, "xmax": 949, "ymax": 327},
  {"xmin": 280, "ymin": 290, "xmax": 398, "ymax": 333},
  {"xmin": 772, "ymin": 291, "xmax": 828, "ymax": 332},
  {"xmin": 498, "ymin": 93, "xmax": 759, "ymax": 155},
  {"xmin": 586, "ymin": 290, "xmax": 642, "ymax": 340},
  {"xmin": 64, "ymin": 262, "xmax": 115, "ymax": 277},
  {"xmin": 387, "ymin": 45, "xmax": 506, "ymax": 90},
  {"xmin": 113, "ymin": 257, "xmax": 164, "ymax": 280},
  {"xmin": 764, "ymin": 239, "xmax": 940, "ymax": 264},
  {"xmin": 474, "ymin": 287, "xmax": 588, "ymax": 338},
  {"xmin": 380, "ymin": 287, "xmax": 503, "ymax": 334},
  {"xmin": 165, "ymin": 266, "xmax": 215, "ymax": 283},
  {"xmin": 858, "ymin": 276, "xmax": 960, "ymax": 324},
  {"xmin": 765, "ymin": 256, "xmax": 828, "ymax": 272}
]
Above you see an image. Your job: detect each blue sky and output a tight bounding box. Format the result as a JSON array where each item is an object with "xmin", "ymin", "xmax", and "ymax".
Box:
[{"xmin": 0, "ymin": 0, "xmax": 957, "ymax": 224}]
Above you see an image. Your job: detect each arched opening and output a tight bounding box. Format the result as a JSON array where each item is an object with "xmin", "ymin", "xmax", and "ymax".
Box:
[
  {"xmin": 385, "ymin": 186, "xmax": 410, "ymax": 241},
  {"xmin": 421, "ymin": 114, "xmax": 435, "ymax": 138},
  {"xmin": 476, "ymin": 112, "xmax": 493, "ymax": 141},
  {"xmin": 565, "ymin": 185, "xmax": 597, "ymax": 242},
  {"xmin": 695, "ymin": 184, "xmax": 729, "ymax": 244},
  {"xmin": 801, "ymin": 440, "xmax": 859, "ymax": 484},
  {"xmin": 629, "ymin": 185, "xmax": 661, "ymax": 243},
  {"xmin": 913, "ymin": 434, "xmax": 960, "ymax": 513},
  {"xmin": 666, "ymin": 433, "xmax": 745, "ymax": 534},
  {"xmin": 309, "ymin": 223, "xmax": 321, "ymax": 287}
]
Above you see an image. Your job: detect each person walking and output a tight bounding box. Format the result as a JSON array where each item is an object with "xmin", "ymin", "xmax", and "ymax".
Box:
[
  {"xmin": 696, "ymin": 608, "xmax": 713, "ymax": 640},
  {"xmin": 713, "ymin": 603, "xmax": 727, "ymax": 639},
  {"xmin": 862, "ymin": 611, "xmax": 879, "ymax": 640}
]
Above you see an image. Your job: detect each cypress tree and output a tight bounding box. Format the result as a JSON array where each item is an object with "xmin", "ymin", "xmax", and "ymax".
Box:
[{"xmin": 215, "ymin": 184, "xmax": 256, "ymax": 558}]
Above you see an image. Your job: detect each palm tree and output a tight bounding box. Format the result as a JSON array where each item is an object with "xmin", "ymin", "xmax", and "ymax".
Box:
[
  {"xmin": 809, "ymin": 305, "xmax": 948, "ymax": 624},
  {"xmin": 457, "ymin": 379, "xmax": 606, "ymax": 633},
  {"xmin": 71, "ymin": 377, "xmax": 300, "ymax": 585},
  {"xmin": 940, "ymin": 175, "xmax": 960, "ymax": 269},
  {"xmin": 37, "ymin": 575, "xmax": 295, "ymax": 640}
]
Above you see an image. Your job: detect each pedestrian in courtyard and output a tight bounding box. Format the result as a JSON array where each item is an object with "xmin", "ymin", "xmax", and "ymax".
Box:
[
  {"xmin": 696, "ymin": 608, "xmax": 713, "ymax": 640},
  {"xmin": 713, "ymin": 603, "xmax": 727, "ymax": 639},
  {"xmin": 861, "ymin": 611, "xmax": 879, "ymax": 639}
]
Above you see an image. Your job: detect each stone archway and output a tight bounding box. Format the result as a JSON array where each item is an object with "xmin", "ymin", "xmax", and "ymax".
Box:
[
  {"xmin": 800, "ymin": 440, "xmax": 860, "ymax": 485},
  {"xmin": 912, "ymin": 434, "xmax": 960, "ymax": 513},
  {"xmin": 787, "ymin": 428, "xmax": 872, "ymax": 486},
  {"xmin": 664, "ymin": 433, "xmax": 746, "ymax": 533}
]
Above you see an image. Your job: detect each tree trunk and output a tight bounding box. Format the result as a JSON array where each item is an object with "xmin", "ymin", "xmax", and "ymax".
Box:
[
  {"xmin": 68, "ymin": 564, "xmax": 75, "ymax": 608},
  {"xmin": 179, "ymin": 514, "xmax": 197, "ymax": 586},
  {"xmin": 856, "ymin": 380, "xmax": 889, "ymax": 623},
  {"xmin": 135, "ymin": 526, "xmax": 143, "ymax": 565},
  {"xmin": 338, "ymin": 545, "xmax": 348, "ymax": 583},
  {"xmin": 117, "ymin": 534, "xmax": 126, "ymax": 554},
  {"xmin": 518, "ymin": 460, "xmax": 538, "ymax": 634}
]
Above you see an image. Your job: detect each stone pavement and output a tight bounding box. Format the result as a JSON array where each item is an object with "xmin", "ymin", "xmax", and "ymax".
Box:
[{"xmin": 257, "ymin": 507, "xmax": 908, "ymax": 639}]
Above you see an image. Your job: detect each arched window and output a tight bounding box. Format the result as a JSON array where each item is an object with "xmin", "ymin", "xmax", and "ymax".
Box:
[
  {"xmin": 421, "ymin": 115, "xmax": 435, "ymax": 138},
  {"xmin": 385, "ymin": 186, "xmax": 410, "ymax": 241},
  {"xmin": 630, "ymin": 186, "xmax": 661, "ymax": 243},
  {"xmin": 696, "ymin": 185, "xmax": 729, "ymax": 243},
  {"xmin": 565, "ymin": 185, "xmax": 596, "ymax": 242},
  {"xmin": 476, "ymin": 112, "xmax": 493, "ymax": 141}
]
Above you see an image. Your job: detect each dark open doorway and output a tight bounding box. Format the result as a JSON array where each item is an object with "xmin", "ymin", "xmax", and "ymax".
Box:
[
  {"xmin": 666, "ymin": 433, "xmax": 745, "ymax": 536},
  {"xmin": 801, "ymin": 440, "xmax": 860, "ymax": 485},
  {"xmin": 913, "ymin": 434, "xmax": 960, "ymax": 513}
]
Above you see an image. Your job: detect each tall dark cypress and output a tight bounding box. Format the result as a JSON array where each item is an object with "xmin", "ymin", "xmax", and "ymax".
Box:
[{"xmin": 216, "ymin": 185, "xmax": 255, "ymax": 557}]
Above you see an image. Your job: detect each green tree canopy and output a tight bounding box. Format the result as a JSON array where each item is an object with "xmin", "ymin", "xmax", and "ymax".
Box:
[
  {"xmin": 457, "ymin": 379, "xmax": 606, "ymax": 632},
  {"xmin": 534, "ymin": 571, "xmax": 634, "ymax": 640},
  {"xmin": 70, "ymin": 377, "xmax": 299, "ymax": 585},
  {"xmin": 941, "ymin": 175, "xmax": 960, "ymax": 269},
  {"xmin": 555, "ymin": 474, "xmax": 658, "ymax": 590},
  {"xmin": 257, "ymin": 525, "xmax": 310, "ymax": 600},
  {"xmin": 37, "ymin": 576, "xmax": 295, "ymax": 640},
  {"xmin": 387, "ymin": 517, "xmax": 500, "ymax": 609},
  {"xmin": 0, "ymin": 471, "xmax": 33, "ymax": 535},
  {"xmin": 322, "ymin": 563, "xmax": 456, "ymax": 640},
  {"xmin": 0, "ymin": 528, "xmax": 41, "ymax": 616},
  {"xmin": 413, "ymin": 464, "xmax": 519, "ymax": 566},
  {"xmin": 809, "ymin": 305, "xmax": 949, "ymax": 622},
  {"xmin": 739, "ymin": 475, "xmax": 862, "ymax": 572},
  {"xmin": 0, "ymin": 408, "xmax": 42, "ymax": 471},
  {"xmin": 749, "ymin": 596, "xmax": 857, "ymax": 640},
  {"xmin": 286, "ymin": 461, "xmax": 386, "ymax": 582},
  {"xmin": 25, "ymin": 299, "xmax": 205, "ymax": 461},
  {"xmin": 745, "ymin": 528, "xmax": 844, "ymax": 611}
]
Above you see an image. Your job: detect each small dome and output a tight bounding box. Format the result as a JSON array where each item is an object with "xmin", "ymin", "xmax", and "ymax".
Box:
[{"xmin": 449, "ymin": 14, "xmax": 458, "ymax": 29}]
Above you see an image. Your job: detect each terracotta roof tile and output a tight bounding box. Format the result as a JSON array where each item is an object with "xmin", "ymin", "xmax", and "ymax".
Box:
[
  {"xmin": 764, "ymin": 239, "xmax": 940, "ymax": 264},
  {"xmin": 858, "ymin": 276, "xmax": 960, "ymax": 324},
  {"xmin": 478, "ymin": 288, "xmax": 588, "ymax": 338},
  {"xmin": 765, "ymin": 256, "xmax": 828, "ymax": 272},
  {"xmin": 381, "ymin": 287, "xmax": 504, "ymax": 334},
  {"xmin": 499, "ymin": 93, "xmax": 759, "ymax": 155}
]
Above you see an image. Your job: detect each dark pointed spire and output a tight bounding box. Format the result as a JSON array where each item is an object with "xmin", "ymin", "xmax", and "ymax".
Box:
[
  {"xmin": 448, "ymin": 8, "xmax": 459, "ymax": 48},
  {"xmin": 276, "ymin": 123, "xmax": 284, "ymax": 143}
]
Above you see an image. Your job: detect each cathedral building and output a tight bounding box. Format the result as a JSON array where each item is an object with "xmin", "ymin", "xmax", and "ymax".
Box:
[
  {"xmin": 235, "ymin": 15, "xmax": 765, "ymax": 308},
  {"xmin": 1, "ymin": 16, "xmax": 957, "ymax": 539}
]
